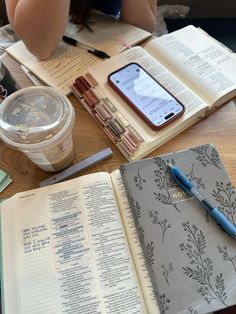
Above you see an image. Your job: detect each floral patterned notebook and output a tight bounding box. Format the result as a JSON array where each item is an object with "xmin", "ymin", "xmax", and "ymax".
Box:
[{"xmin": 120, "ymin": 143, "xmax": 236, "ymax": 314}]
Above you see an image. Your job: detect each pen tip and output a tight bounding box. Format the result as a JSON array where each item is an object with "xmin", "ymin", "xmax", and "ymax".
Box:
[{"xmin": 167, "ymin": 163, "xmax": 174, "ymax": 169}]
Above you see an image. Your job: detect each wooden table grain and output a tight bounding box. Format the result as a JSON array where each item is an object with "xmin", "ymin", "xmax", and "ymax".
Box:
[{"xmin": 0, "ymin": 54, "xmax": 236, "ymax": 314}]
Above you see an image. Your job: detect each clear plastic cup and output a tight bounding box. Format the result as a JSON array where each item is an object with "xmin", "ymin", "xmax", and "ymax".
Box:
[{"xmin": 0, "ymin": 86, "xmax": 75, "ymax": 171}]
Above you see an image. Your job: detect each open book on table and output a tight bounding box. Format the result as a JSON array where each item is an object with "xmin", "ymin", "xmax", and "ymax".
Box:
[
  {"xmin": 71, "ymin": 25, "xmax": 236, "ymax": 161},
  {"xmin": 1, "ymin": 143, "xmax": 236, "ymax": 314},
  {"xmin": 5, "ymin": 10, "xmax": 151, "ymax": 96}
]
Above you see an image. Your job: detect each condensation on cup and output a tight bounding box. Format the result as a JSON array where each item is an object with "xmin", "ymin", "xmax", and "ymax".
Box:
[{"xmin": 0, "ymin": 86, "xmax": 75, "ymax": 171}]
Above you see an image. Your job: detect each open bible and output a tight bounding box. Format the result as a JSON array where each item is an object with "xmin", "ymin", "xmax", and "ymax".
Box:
[
  {"xmin": 1, "ymin": 144, "xmax": 236, "ymax": 314},
  {"xmin": 1, "ymin": 169, "xmax": 158, "ymax": 314},
  {"xmin": 71, "ymin": 25, "xmax": 236, "ymax": 161}
]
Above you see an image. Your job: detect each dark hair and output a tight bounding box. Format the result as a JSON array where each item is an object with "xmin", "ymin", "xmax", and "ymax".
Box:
[{"xmin": 69, "ymin": 0, "xmax": 93, "ymax": 25}]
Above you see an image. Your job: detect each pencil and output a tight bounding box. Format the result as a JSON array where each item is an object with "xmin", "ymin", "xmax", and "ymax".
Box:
[{"xmin": 21, "ymin": 65, "xmax": 42, "ymax": 86}]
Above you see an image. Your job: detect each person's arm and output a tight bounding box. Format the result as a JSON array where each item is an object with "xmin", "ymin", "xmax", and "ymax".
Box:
[
  {"xmin": 120, "ymin": 0, "xmax": 157, "ymax": 33},
  {"xmin": 5, "ymin": 0, "xmax": 70, "ymax": 60}
]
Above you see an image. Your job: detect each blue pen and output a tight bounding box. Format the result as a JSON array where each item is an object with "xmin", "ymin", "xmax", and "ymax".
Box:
[{"xmin": 168, "ymin": 163, "xmax": 236, "ymax": 239}]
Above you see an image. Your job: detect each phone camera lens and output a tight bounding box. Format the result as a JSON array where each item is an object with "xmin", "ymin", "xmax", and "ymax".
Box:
[{"xmin": 116, "ymin": 80, "xmax": 120, "ymax": 83}]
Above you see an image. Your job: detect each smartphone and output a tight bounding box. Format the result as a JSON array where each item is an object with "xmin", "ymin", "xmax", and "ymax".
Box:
[{"xmin": 107, "ymin": 63, "xmax": 185, "ymax": 130}]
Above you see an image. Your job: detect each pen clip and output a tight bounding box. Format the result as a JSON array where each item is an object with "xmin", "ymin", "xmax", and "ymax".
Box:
[{"xmin": 168, "ymin": 163, "xmax": 192, "ymax": 195}]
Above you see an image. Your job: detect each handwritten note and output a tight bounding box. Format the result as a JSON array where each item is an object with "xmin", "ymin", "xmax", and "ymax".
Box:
[{"xmin": 22, "ymin": 224, "xmax": 50, "ymax": 253}]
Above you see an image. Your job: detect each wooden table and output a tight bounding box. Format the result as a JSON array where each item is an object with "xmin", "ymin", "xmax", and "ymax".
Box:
[{"xmin": 0, "ymin": 54, "xmax": 236, "ymax": 314}]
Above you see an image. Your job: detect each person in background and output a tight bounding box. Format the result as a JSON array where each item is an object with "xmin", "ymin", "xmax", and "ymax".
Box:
[{"xmin": 4, "ymin": 0, "xmax": 157, "ymax": 60}]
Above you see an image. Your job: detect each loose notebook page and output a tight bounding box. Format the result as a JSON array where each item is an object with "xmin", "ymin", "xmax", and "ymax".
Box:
[
  {"xmin": 6, "ymin": 41, "xmax": 99, "ymax": 96},
  {"xmin": 1, "ymin": 172, "xmax": 147, "ymax": 314},
  {"xmin": 144, "ymin": 25, "xmax": 236, "ymax": 106},
  {"xmin": 111, "ymin": 169, "xmax": 160, "ymax": 314}
]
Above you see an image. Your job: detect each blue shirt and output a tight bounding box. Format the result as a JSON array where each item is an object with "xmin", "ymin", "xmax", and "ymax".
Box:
[{"xmin": 93, "ymin": 0, "xmax": 121, "ymax": 16}]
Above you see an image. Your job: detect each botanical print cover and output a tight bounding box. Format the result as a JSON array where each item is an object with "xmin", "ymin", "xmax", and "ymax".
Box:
[{"xmin": 120, "ymin": 143, "xmax": 236, "ymax": 314}]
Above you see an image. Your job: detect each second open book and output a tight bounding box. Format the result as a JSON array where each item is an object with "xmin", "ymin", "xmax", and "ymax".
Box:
[
  {"xmin": 6, "ymin": 25, "xmax": 236, "ymax": 160},
  {"xmin": 1, "ymin": 144, "xmax": 236, "ymax": 314}
]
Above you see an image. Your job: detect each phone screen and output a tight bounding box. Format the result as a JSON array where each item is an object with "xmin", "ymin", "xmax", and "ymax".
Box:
[{"xmin": 108, "ymin": 63, "xmax": 185, "ymax": 129}]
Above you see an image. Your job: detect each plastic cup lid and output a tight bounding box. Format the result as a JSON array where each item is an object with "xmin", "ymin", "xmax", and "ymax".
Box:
[{"xmin": 0, "ymin": 86, "xmax": 74, "ymax": 145}]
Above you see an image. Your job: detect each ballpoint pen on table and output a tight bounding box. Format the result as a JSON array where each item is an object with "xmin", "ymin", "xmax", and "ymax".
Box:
[
  {"xmin": 62, "ymin": 35, "xmax": 110, "ymax": 59},
  {"xmin": 21, "ymin": 65, "xmax": 42, "ymax": 86},
  {"xmin": 168, "ymin": 163, "xmax": 236, "ymax": 239}
]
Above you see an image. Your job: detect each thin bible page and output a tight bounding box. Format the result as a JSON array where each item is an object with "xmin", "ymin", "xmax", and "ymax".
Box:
[{"xmin": 145, "ymin": 25, "xmax": 236, "ymax": 106}]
